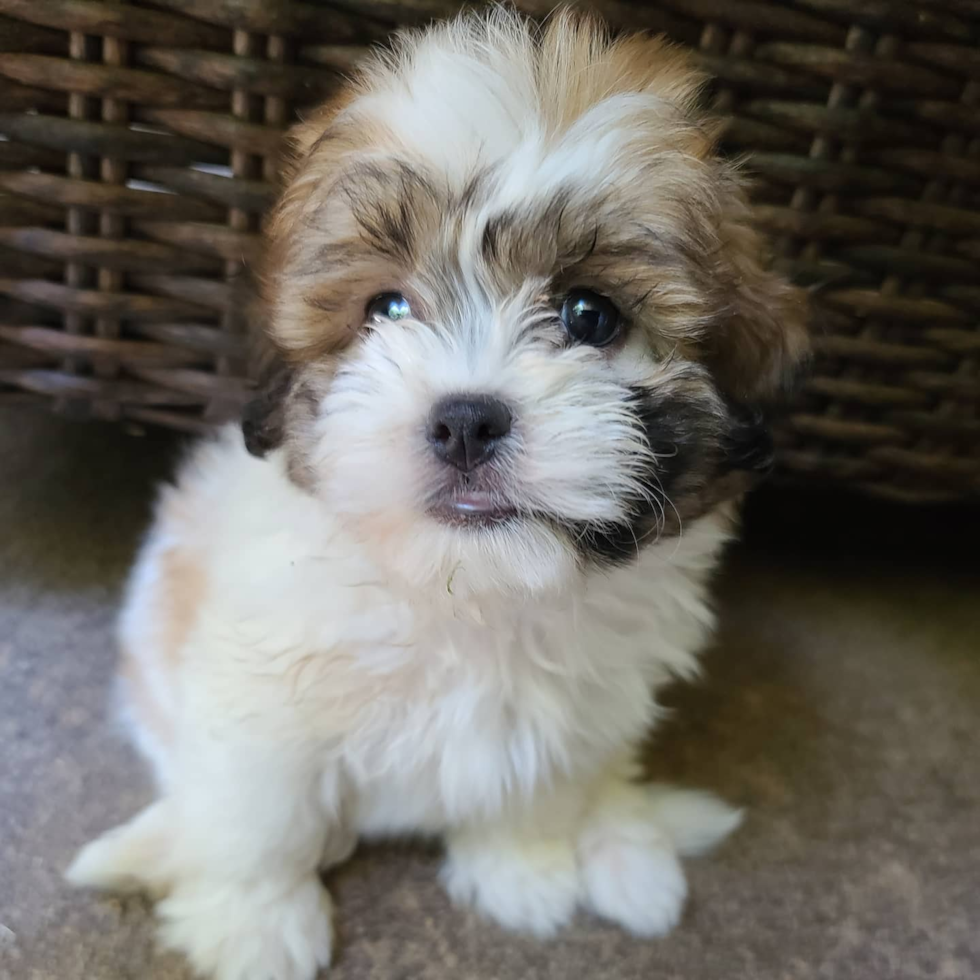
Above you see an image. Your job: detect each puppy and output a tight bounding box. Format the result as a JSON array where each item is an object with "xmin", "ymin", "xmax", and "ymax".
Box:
[{"xmin": 68, "ymin": 9, "xmax": 807, "ymax": 980}]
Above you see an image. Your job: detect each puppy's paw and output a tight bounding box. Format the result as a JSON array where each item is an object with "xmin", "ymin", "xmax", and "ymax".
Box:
[
  {"xmin": 577, "ymin": 779, "xmax": 740, "ymax": 936},
  {"xmin": 579, "ymin": 821, "xmax": 687, "ymax": 937},
  {"xmin": 157, "ymin": 876, "xmax": 332, "ymax": 980},
  {"xmin": 443, "ymin": 835, "xmax": 580, "ymax": 937}
]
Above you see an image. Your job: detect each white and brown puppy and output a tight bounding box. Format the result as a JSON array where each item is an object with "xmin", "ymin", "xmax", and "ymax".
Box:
[{"xmin": 69, "ymin": 9, "xmax": 807, "ymax": 980}]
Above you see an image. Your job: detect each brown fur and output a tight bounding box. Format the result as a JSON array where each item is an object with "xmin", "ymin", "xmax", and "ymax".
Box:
[
  {"xmin": 247, "ymin": 8, "xmax": 808, "ymax": 536},
  {"xmin": 257, "ymin": 11, "xmax": 805, "ymax": 385},
  {"xmin": 117, "ymin": 542, "xmax": 206, "ymax": 752},
  {"xmin": 154, "ymin": 546, "xmax": 205, "ymax": 665}
]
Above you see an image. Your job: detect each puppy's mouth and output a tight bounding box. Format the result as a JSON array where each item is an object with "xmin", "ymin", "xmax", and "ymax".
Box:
[{"xmin": 428, "ymin": 489, "xmax": 519, "ymax": 527}]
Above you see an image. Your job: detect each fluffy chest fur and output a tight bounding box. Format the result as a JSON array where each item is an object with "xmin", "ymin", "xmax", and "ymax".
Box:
[
  {"xmin": 344, "ymin": 589, "xmax": 699, "ymax": 833},
  {"xmin": 146, "ymin": 429, "xmax": 731, "ymax": 832}
]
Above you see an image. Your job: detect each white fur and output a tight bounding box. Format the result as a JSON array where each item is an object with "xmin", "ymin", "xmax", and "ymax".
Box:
[
  {"xmin": 69, "ymin": 429, "xmax": 740, "ymax": 979},
  {"xmin": 313, "ymin": 288, "xmax": 717, "ymax": 598},
  {"xmin": 68, "ymin": 12, "xmax": 746, "ymax": 980}
]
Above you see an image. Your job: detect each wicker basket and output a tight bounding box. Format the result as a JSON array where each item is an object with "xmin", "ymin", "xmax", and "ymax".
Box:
[{"xmin": 1, "ymin": 0, "xmax": 978, "ymax": 502}]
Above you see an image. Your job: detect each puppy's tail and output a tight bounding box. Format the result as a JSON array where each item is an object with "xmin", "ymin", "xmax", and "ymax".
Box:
[
  {"xmin": 66, "ymin": 800, "xmax": 173, "ymax": 897},
  {"xmin": 645, "ymin": 784, "xmax": 744, "ymax": 857}
]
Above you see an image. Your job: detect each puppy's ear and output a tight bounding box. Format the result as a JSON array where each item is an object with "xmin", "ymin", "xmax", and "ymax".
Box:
[
  {"xmin": 705, "ymin": 184, "xmax": 809, "ymax": 480},
  {"xmin": 241, "ymin": 362, "xmax": 293, "ymax": 458},
  {"xmin": 260, "ymin": 91, "xmax": 360, "ymax": 362},
  {"xmin": 265, "ymin": 92, "xmax": 355, "ymax": 251},
  {"xmin": 708, "ymin": 191, "xmax": 810, "ymax": 408},
  {"xmin": 723, "ymin": 404, "xmax": 775, "ymax": 477},
  {"xmin": 247, "ymin": 96, "xmax": 354, "ymax": 459}
]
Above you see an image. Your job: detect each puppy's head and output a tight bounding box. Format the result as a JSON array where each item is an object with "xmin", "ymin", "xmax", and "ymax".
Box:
[{"xmin": 251, "ymin": 9, "xmax": 808, "ymax": 596}]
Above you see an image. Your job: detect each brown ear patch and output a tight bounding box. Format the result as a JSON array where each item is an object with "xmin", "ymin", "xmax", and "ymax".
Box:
[
  {"xmin": 240, "ymin": 358, "xmax": 330, "ymax": 494},
  {"xmin": 242, "ymin": 365, "xmax": 293, "ymax": 458},
  {"xmin": 723, "ymin": 404, "xmax": 775, "ymax": 475},
  {"xmin": 708, "ymin": 196, "xmax": 811, "ymax": 406}
]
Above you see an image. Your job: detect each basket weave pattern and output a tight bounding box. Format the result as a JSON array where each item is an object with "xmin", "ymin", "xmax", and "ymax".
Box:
[{"xmin": 0, "ymin": 0, "xmax": 978, "ymax": 501}]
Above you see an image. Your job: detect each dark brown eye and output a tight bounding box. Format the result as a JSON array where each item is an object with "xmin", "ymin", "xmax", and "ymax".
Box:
[
  {"xmin": 560, "ymin": 289, "xmax": 621, "ymax": 347},
  {"xmin": 366, "ymin": 293, "xmax": 412, "ymax": 321}
]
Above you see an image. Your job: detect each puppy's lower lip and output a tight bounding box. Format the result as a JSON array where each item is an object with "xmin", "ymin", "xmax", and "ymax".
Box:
[
  {"xmin": 430, "ymin": 492, "xmax": 517, "ymax": 524},
  {"xmin": 454, "ymin": 493, "xmax": 503, "ymax": 514}
]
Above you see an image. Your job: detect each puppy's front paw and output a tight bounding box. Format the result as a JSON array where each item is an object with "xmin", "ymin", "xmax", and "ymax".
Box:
[
  {"xmin": 579, "ymin": 821, "xmax": 687, "ymax": 937},
  {"xmin": 443, "ymin": 835, "xmax": 580, "ymax": 937},
  {"xmin": 157, "ymin": 876, "xmax": 332, "ymax": 980}
]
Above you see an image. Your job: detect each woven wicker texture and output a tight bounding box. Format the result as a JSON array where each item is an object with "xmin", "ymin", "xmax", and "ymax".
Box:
[{"xmin": 1, "ymin": 0, "xmax": 978, "ymax": 501}]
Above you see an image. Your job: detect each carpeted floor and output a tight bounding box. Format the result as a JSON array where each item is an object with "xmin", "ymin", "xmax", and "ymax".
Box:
[{"xmin": 1, "ymin": 405, "xmax": 978, "ymax": 980}]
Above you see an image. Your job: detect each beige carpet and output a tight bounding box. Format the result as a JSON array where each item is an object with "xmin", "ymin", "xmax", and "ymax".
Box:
[{"xmin": 1, "ymin": 405, "xmax": 978, "ymax": 980}]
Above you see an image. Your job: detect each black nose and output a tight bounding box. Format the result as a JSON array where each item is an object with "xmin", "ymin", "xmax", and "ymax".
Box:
[{"xmin": 427, "ymin": 395, "xmax": 512, "ymax": 472}]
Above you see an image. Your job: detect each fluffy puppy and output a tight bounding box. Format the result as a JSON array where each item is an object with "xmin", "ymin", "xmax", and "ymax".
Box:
[{"xmin": 68, "ymin": 9, "xmax": 807, "ymax": 980}]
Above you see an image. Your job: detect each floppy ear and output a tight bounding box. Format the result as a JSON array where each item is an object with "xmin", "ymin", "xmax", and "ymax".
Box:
[
  {"xmin": 259, "ymin": 88, "xmax": 371, "ymax": 364},
  {"xmin": 241, "ymin": 360, "xmax": 294, "ymax": 459},
  {"xmin": 722, "ymin": 403, "xmax": 776, "ymax": 477},
  {"xmin": 704, "ymin": 187, "xmax": 809, "ymax": 479},
  {"xmin": 263, "ymin": 91, "xmax": 356, "ymax": 261},
  {"xmin": 244, "ymin": 93, "xmax": 357, "ymax": 460},
  {"xmin": 708, "ymin": 193, "xmax": 810, "ymax": 408}
]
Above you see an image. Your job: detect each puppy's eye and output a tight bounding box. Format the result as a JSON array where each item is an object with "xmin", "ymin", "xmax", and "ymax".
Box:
[
  {"xmin": 560, "ymin": 289, "xmax": 621, "ymax": 347},
  {"xmin": 366, "ymin": 292, "xmax": 412, "ymax": 321}
]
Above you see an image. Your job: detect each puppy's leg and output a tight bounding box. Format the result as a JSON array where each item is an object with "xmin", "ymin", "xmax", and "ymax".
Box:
[
  {"xmin": 442, "ymin": 782, "xmax": 585, "ymax": 937},
  {"xmin": 152, "ymin": 739, "xmax": 337, "ymax": 980},
  {"xmin": 444, "ymin": 760, "xmax": 741, "ymax": 939},
  {"xmin": 72, "ymin": 726, "xmax": 341, "ymax": 980},
  {"xmin": 578, "ymin": 762, "xmax": 742, "ymax": 937}
]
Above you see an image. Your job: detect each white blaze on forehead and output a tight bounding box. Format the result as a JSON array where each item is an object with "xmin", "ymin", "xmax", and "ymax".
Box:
[
  {"xmin": 356, "ymin": 28, "xmax": 539, "ymax": 176},
  {"xmin": 349, "ymin": 36, "xmax": 701, "ymax": 245},
  {"xmin": 485, "ymin": 94, "xmax": 687, "ymax": 215}
]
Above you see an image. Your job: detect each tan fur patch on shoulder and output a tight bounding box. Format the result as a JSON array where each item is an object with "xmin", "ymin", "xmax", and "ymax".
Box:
[
  {"xmin": 117, "ymin": 543, "xmax": 206, "ymax": 753},
  {"xmin": 155, "ymin": 546, "xmax": 206, "ymax": 665}
]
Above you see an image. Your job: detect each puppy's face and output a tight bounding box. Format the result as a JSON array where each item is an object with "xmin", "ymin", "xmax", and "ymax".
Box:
[{"xmin": 250, "ymin": 12, "xmax": 808, "ymax": 596}]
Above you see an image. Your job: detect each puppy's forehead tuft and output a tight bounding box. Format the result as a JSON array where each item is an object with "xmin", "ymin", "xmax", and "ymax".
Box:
[
  {"xmin": 336, "ymin": 12, "xmax": 710, "ymax": 193},
  {"xmin": 365, "ymin": 14, "xmax": 702, "ymax": 156}
]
